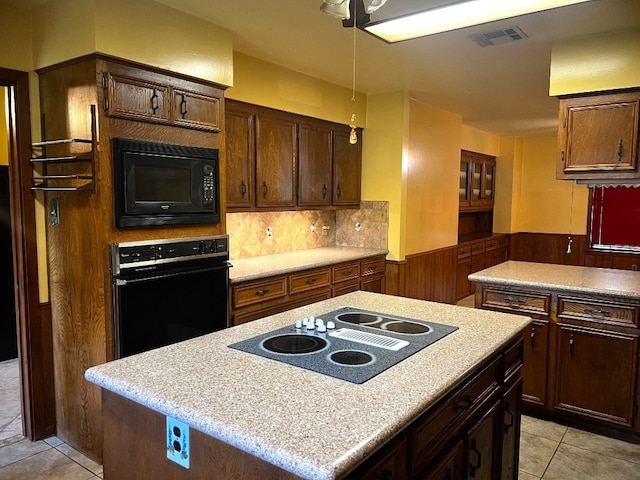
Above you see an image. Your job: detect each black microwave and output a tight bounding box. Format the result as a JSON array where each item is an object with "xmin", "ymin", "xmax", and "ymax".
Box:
[{"xmin": 113, "ymin": 138, "xmax": 220, "ymax": 228}]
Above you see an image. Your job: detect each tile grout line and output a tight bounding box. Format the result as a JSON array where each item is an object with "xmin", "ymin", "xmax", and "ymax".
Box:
[{"xmin": 53, "ymin": 443, "xmax": 103, "ymax": 477}]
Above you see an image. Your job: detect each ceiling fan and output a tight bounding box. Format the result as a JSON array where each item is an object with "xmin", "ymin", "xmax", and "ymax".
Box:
[{"xmin": 320, "ymin": 0, "xmax": 389, "ymax": 27}]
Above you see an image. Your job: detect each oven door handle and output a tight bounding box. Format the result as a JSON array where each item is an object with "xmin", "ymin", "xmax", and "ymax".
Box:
[{"xmin": 115, "ymin": 263, "xmax": 231, "ymax": 286}]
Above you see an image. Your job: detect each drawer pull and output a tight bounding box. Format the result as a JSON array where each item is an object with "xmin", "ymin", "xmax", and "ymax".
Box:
[
  {"xmin": 254, "ymin": 288, "xmax": 270, "ymax": 297},
  {"xmin": 455, "ymin": 396, "xmax": 473, "ymax": 413},
  {"xmin": 305, "ymin": 278, "xmax": 317, "ymax": 285},
  {"xmin": 342, "ymin": 270, "xmax": 353, "ymax": 276},
  {"xmin": 150, "ymin": 89, "xmax": 159, "ymax": 114},
  {"xmin": 584, "ymin": 308, "xmax": 611, "ymax": 317},
  {"xmin": 468, "ymin": 439, "xmax": 482, "ymax": 478},
  {"xmin": 504, "ymin": 402, "xmax": 515, "ymax": 434}
]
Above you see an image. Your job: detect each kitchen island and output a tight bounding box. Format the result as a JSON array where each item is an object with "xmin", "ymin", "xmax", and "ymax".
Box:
[
  {"xmin": 469, "ymin": 261, "xmax": 640, "ymax": 440},
  {"xmin": 86, "ymin": 291, "xmax": 531, "ymax": 479}
]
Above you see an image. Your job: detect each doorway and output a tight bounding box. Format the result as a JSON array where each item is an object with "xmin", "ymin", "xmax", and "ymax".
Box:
[{"xmin": 0, "ymin": 67, "xmax": 56, "ymax": 441}]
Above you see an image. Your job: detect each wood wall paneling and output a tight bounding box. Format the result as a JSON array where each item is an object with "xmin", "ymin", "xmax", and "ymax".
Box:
[
  {"xmin": 510, "ymin": 233, "xmax": 586, "ymax": 266},
  {"xmin": 404, "ymin": 246, "xmax": 458, "ymax": 304}
]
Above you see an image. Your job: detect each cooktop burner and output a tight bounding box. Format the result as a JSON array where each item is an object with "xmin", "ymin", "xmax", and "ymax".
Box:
[{"xmin": 229, "ymin": 307, "xmax": 458, "ymax": 384}]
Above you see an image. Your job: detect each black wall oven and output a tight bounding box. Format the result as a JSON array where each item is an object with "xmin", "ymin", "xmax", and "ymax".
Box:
[{"xmin": 110, "ymin": 235, "xmax": 230, "ymax": 359}]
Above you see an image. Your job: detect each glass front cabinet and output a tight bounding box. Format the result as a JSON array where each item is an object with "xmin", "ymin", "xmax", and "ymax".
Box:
[{"xmin": 460, "ymin": 150, "xmax": 495, "ymax": 211}]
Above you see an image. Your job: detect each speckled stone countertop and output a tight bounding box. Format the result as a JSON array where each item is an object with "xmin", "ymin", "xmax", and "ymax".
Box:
[
  {"xmin": 86, "ymin": 291, "xmax": 531, "ymax": 480},
  {"xmin": 229, "ymin": 247, "xmax": 388, "ymax": 283},
  {"xmin": 469, "ymin": 261, "xmax": 640, "ymax": 299}
]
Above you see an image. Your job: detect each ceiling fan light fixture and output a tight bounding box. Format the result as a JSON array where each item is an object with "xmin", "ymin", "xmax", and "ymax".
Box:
[
  {"xmin": 363, "ymin": 0, "xmax": 388, "ymax": 13},
  {"xmin": 320, "ymin": 0, "xmax": 351, "ymax": 20},
  {"xmin": 364, "ymin": 0, "xmax": 595, "ymax": 43}
]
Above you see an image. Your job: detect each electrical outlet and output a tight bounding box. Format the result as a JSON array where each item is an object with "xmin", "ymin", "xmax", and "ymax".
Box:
[
  {"xmin": 632, "ymin": 264, "xmax": 638, "ymax": 271},
  {"xmin": 166, "ymin": 416, "xmax": 190, "ymax": 469},
  {"xmin": 321, "ymin": 224, "xmax": 330, "ymax": 236}
]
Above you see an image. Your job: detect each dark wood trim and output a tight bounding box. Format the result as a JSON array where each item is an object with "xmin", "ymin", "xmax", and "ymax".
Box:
[
  {"xmin": 404, "ymin": 245, "xmax": 458, "ymax": 304},
  {"xmin": 510, "ymin": 232, "xmax": 586, "ymax": 266},
  {"xmin": 1, "ymin": 67, "xmax": 56, "ymax": 440},
  {"xmin": 384, "ymin": 259, "xmax": 406, "ymax": 297}
]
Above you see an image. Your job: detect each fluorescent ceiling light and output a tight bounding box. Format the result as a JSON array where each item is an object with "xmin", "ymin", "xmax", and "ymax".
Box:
[{"xmin": 364, "ymin": 0, "xmax": 595, "ymax": 43}]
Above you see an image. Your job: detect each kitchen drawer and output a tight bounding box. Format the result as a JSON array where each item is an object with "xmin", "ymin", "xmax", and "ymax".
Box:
[
  {"xmin": 481, "ymin": 287, "xmax": 551, "ymax": 318},
  {"xmin": 485, "ymin": 239, "xmax": 499, "ymax": 251},
  {"xmin": 333, "ymin": 281, "xmax": 360, "ymax": 298},
  {"xmin": 496, "ymin": 236, "xmax": 508, "ymax": 248},
  {"xmin": 333, "ymin": 262, "xmax": 360, "ymax": 284},
  {"xmin": 361, "ymin": 257, "xmax": 385, "ymax": 277},
  {"xmin": 410, "ymin": 356, "xmax": 501, "ymax": 475},
  {"xmin": 290, "ymin": 268, "xmax": 331, "ymax": 294},
  {"xmin": 458, "ymin": 245, "xmax": 472, "ymax": 258},
  {"xmin": 232, "ymin": 277, "xmax": 287, "ymax": 309},
  {"xmin": 471, "ymin": 242, "xmax": 485, "ymax": 255},
  {"xmin": 557, "ymin": 296, "xmax": 639, "ymax": 328},
  {"xmin": 232, "ymin": 290, "xmax": 330, "ymax": 326}
]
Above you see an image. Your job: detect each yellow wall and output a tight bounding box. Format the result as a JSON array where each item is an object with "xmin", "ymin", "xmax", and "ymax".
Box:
[
  {"xmin": 32, "ymin": 0, "xmax": 233, "ymax": 86},
  {"xmin": 404, "ymin": 97, "xmax": 461, "ymax": 255},
  {"xmin": 362, "ymin": 91, "xmax": 406, "ymax": 260},
  {"xmin": 1, "ymin": 88, "xmax": 8, "ymax": 166},
  {"xmin": 461, "ymin": 125, "xmax": 501, "ymax": 157},
  {"xmin": 227, "ymin": 52, "xmax": 366, "ymax": 126},
  {"xmin": 0, "ymin": 4, "xmax": 33, "ymax": 72},
  {"xmin": 510, "ymin": 135, "xmax": 589, "ymax": 235},
  {"xmin": 550, "ymin": 29, "xmax": 640, "ymax": 95}
]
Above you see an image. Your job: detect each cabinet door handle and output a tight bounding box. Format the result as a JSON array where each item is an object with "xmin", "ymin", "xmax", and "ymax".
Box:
[
  {"xmin": 381, "ymin": 471, "xmax": 394, "ymax": 480},
  {"xmin": 337, "ymin": 184, "xmax": 342, "ymax": 198},
  {"xmin": 262, "ymin": 181, "xmax": 268, "ymax": 198},
  {"xmin": 455, "ymin": 396, "xmax": 473, "ymax": 413},
  {"xmin": 180, "ymin": 95, "xmax": 188, "ymax": 118},
  {"xmin": 617, "ymin": 138, "xmax": 623, "ymax": 161},
  {"xmin": 322, "ymin": 183, "xmax": 327, "ymax": 198},
  {"xmin": 151, "ymin": 89, "xmax": 159, "ymax": 114},
  {"xmin": 561, "ymin": 151, "xmax": 565, "ymax": 163},
  {"xmin": 569, "ymin": 334, "xmax": 575, "ymax": 358},
  {"xmin": 504, "ymin": 402, "xmax": 515, "ymax": 434},
  {"xmin": 255, "ymin": 288, "xmax": 270, "ymax": 297},
  {"xmin": 468, "ymin": 439, "xmax": 482, "ymax": 478},
  {"xmin": 530, "ymin": 327, "xmax": 536, "ymax": 349},
  {"xmin": 241, "ymin": 180, "xmax": 247, "ymax": 198}
]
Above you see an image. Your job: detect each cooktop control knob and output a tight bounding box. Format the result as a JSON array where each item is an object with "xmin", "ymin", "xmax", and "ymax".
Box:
[
  {"xmin": 317, "ymin": 323, "xmax": 327, "ymax": 333},
  {"xmin": 326, "ymin": 321, "xmax": 336, "ymax": 330},
  {"xmin": 295, "ymin": 320, "xmax": 303, "ymax": 329},
  {"xmin": 306, "ymin": 321, "xmax": 315, "ymax": 331},
  {"xmin": 315, "ymin": 318, "xmax": 324, "ymax": 327}
]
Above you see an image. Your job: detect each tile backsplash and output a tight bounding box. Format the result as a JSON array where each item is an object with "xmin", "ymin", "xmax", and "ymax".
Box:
[{"xmin": 226, "ymin": 201, "xmax": 389, "ymax": 259}]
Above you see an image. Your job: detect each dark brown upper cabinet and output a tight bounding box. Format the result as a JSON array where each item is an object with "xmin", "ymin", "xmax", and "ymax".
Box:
[
  {"xmin": 557, "ymin": 90, "xmax": 640, "ymax": 180},
  {"xmin": 333, "ymin": 125, "xmax": 362, "ymax": 207},
  {"xmin": 460, "ymin": 150, "xmax": 495, "ymax": 212},
  {"xmin": 224, "ymin": 99, "xmax": 362, "ymax": 211},
  {"xmin": 298, "ymin": 119, "xmax": 332, "ymax": 207},
  {"xmin": 104, "ymin": 71, "xmax": 221, "ymax": 132},
  {"xmin": 225, "ymin": 101, "xmax": 254, "ymax": 209},
  {"xmin": 255, "ymin": 109, "xmax": 297, "ymax": 208}
]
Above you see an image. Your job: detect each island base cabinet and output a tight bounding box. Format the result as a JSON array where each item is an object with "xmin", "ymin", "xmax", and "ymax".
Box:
[
  {"xmin": 464, "ymin": 400, "xmax": 500, "ymax": 480},
  {"xmin": 414, "ymin": 441, "xmax": 463, "ymax": 480},
  {"xmin": 102, "ymin": 391, "xmax": 301, "ymax": 480},
  {"xmin": 554, "ymin": 324, "xmax": 638, "ymax": 427}
]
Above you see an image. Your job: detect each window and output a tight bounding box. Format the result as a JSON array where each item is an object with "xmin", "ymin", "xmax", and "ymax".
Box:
[{"xmin": 588, "ymin": 186, "xmax": 640, "ymax": 253}]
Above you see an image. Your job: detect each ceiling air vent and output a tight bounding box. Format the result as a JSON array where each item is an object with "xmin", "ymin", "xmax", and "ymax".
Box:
[{"xmin": 468, "ymin": 26, "xmax": 528, "ymax": 47}]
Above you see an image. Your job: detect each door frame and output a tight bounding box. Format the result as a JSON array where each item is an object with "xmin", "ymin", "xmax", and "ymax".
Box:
[{"xmin": 2, "ymin": 66, "xmax": 56, "ymax": 440}]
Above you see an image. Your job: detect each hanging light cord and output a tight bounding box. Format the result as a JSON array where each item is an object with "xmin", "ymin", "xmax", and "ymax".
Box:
[
  {"xmin": 351, "ymin": 6, "xmax": 357, "ymax": 107},
  {"xmin": 567, "ymin": 181, "xmax": 574, "ymax": 254}
]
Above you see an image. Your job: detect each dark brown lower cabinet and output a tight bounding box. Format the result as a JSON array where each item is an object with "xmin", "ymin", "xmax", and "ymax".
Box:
[
  {"xmin": 347, "ymin": 338, "xmax": 523, "ymax": 480},
  {"xmin": 465, "ymin": 400, "xmax": 500, "ymax": 480},
  {"xmin": 554, "ymin": 324, "xmax": 638, "ymax": 427},
  {"xmin": 522, "ymin": 320, "xmax": 549, "ymax": 407}
]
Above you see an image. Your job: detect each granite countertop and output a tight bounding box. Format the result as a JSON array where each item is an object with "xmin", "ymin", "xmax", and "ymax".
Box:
[
  {"xmin": 86, "ymin": 291, "xmax": 531, "ymax": 480},
  {"xmin": 229, "ymin": 247, "xmax": 388, "ymax": 283},
  {"xmin": 469, "ymin": 260, "xmax": 640, "ymax": 299}
]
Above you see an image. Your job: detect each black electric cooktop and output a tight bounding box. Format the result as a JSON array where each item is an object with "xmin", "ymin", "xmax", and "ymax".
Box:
[{"xmin": 229, "ymin": 307, "xmax": 458, "ymax": 384}]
